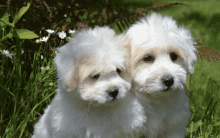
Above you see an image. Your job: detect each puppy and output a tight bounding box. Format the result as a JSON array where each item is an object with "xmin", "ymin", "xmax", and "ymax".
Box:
[
  {"xmin": 32, "ymin": 26, "xmax": 146, "ymax": 138},
  {"xmin": 125, "ymin": 13, "xmax": 197, "ymax": 138}
]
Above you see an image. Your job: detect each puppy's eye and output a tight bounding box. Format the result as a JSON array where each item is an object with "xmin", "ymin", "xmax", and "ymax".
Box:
[
  {"xmin": 91, "ymin": 74, "xmax": 100, "ymax": 80},
  {"xmin": 144, "ymin": 55, "xmax": 154, "ymax": 62},
  {"xmin": 170, "ymin": 52, "xmax": 178, "ymax": 61},
  {"xmin": 116, "ymin": 68, "xmax": 122, "ymax": 74}
]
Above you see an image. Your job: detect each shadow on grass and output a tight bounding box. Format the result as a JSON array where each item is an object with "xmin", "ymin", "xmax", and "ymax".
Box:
[
  {"xmin": 182, "ymin": 11, "xmax": 207, "ymax": 23},
  {"xmin": 206, "ymin": 14, "xmax": 220, "ymax": 50},
  {"xmin": 178, "ymin": 11, "xmax": 220, "ymax": 51}
]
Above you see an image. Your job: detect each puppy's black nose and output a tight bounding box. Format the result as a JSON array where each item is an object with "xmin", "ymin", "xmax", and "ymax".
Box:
[
  {"xmin": 161, "ymin": 75, "xmax": 174, "ymax": 88},
  {"xmin": 108, "ymin": 89, "xmax": 118, "ymax": 99}
]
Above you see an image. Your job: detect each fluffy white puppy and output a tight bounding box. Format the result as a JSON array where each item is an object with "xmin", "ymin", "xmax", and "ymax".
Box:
[
  {"xmin": 32, "ymin": 26, "xmax": 146, "ymax": 138},
  {"xmin": 125, "ymin": 13, "xmax": 197, "ymax": 138}
]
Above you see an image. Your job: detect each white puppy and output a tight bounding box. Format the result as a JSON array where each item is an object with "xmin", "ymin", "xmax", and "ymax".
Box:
[
  {"xmin": 125, "ymin": 13, "xmax": 197, "ymax": 138},
  {"xmin": 32, "ymin": 26, "xmax": 146, "ymax": 138}
]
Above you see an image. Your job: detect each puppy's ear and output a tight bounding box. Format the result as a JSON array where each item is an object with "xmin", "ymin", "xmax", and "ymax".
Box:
[
  {"xmin": 122, "ymin": 34, "xmax": 131, "ymax": 56},
  {"xmin": 121, "ymin": 34, "xmax": 132, "ymax": 77},
  {"xmin": 53, "ymin": 46, "xmax": 78, "ymax": 92},
  {"xmin": 64, "ymin": 66, "xmax": 79, "ymax": 92},
  {"xmin": 178, "ymin": 27, "xmax": 198, "ymax": 74},
  {"xmin": 187, "ymin": 49, "xmax": 197, "ymax": 74}
]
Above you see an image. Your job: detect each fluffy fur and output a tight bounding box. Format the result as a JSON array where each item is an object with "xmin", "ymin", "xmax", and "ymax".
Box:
[
  {"xmin": 125, "ymin": 13, "xmax": 197, "ymax": 138},
  {"xmin": 32, "ymin": 26, "xmax": 146, "ymax": 138}
]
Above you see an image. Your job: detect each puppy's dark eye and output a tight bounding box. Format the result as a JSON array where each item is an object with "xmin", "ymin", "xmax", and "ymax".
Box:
[
  {"xmin": 116, "ymin": 68, "xmax": 122, "ymax": 74},
  {"xmin": 91, "ymin": 74, "xmax": 100, "ymax": 80},
  {"xmin": 170, "ymin": 52, "xmax": 178, "ymax": 61},
  {"xmin": 144, "ymin": 55, "xmax": 154, "ymax": 62}
]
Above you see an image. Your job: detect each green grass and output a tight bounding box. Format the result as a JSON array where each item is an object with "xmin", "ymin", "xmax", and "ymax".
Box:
[{"xmin": 0, "ymin": 0, "xmax": 220, "ymax": 137}]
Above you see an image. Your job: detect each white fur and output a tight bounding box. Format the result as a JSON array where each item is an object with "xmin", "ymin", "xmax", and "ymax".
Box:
[
  {"xmin": 32, "ymin": 26, "xmax": 146, "ymax": 138},
  {"xmin": 125, "ymin": 13, "xmax": 197, "ymax": 138}
]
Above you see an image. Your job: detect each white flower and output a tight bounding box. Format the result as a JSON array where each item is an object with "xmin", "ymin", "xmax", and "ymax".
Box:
[
  {"xmin": 54, "ymin": 50, "xmax": 58, "ymax": 56},
  {"xmin": 41, "ymin": 36, "xmax": 49, "ymax": 42},
  {"xmin": 64, "ymin": 14, "xmax": 67, "ymax": 17},
  {"xmin": 21, "ymin": 50, "xmax": 24, "ymax": 54},
  {"xmin": 49, "ymin": 82, "xmax": 53, "ymax": 86},
  {"xmin": 46, "ymin": 66, "xmax": 50, "ymax": 70},
  {"xmin": 41, "ymin": 66, "xmax": 45, "ymax": 71},
  {"xmin": 35, "ymin": 39, "xmax": 41, "ymax": 43},
  {"xmin": 46, "ymin": 29, "xmax": 54, "ymax": 34},
  {"xmin": 41, "ymin": 55, "xmax": 44, "ymax": 59},
  {"xmin": 57, "ymin": 31, "xmax": 66, "ymax": 39},
  {"xmin": 2, "ymin": 50, "xmax": 12, "ymax": 59},
  {"xmin": 69, "ymin": 30, "xmax": 76, "ymax": 34}
]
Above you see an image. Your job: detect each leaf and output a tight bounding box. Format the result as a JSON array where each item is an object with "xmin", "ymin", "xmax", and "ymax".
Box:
[
  {"xmin": 0, "ymin": 9, "xmax": 14, "ymax": 27},
  {"xmin": 146, "ymin": 2, "xmax": 189, "ymax": 11},
  {"xmin": 188, "ymin": 120, "xmax": 203, "ymax": 133},
  {"xmin": 66, "ymin": 17, "xmax": 71, "ymax": 22},
  {"xmin": 6, "ymin": 32, "xmax": 13, "ymax": 38},
  {"xmin": 14, "ymin": 29, "xmax": 39, "ymax": 39},
  {"xmin": 0, "ymin": 32, "xmax": 13, "ymax": 41},
  {"xmin": 198, "ymin": 47, "xmax": 220, "ymax": 62},
  {"xmin": 0, "ymin": 9, "xmax": 9, "ymax": 23},
  {"xmin": 13, "ymin": 2, "xmax": 31, "ymax": 24}
]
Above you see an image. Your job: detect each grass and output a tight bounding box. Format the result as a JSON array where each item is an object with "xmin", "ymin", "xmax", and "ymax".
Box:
[{"xmin": 0, "ymin": 0, "xmax": 220, "ymax": 137}]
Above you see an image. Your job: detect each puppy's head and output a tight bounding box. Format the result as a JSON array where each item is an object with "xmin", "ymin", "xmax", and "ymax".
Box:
[
  {"xmin": 54, "ymin": 26, "xmax": 131, "ymax": 105},
  {"xmin": 126, "ymin": 13, "xmax": 197, "ymax": 95}
]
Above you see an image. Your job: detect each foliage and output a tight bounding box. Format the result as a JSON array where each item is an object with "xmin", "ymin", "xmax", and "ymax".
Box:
[{"xmin": 0, "ymin": 2, "xmax": 39, "ymax": 51}]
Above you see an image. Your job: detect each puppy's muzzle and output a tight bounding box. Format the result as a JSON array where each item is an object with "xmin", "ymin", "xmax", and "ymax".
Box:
[
  {"xmin": 161, "ymin": 75, "xmax": 174, "ymax": 91},
  {"xmin": 107, "ymin": 86, "xmax": 119, "ymax": 100}
]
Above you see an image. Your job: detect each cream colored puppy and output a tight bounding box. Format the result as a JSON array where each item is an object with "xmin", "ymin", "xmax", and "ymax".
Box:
[
  {"xmin": 125, "ymin": 13, "xmax": 197, "ymax": 138},
  {"xmin": 32, "ymin": 26, "xmax": 146, "ymax": 138}
]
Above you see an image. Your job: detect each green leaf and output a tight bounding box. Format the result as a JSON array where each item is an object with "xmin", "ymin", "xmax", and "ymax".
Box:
[
  {"xmin": 14, "ymin": 29, "xmax": 39, "ymax": 39},
  {"xmin": 0, "ymin": 9, "xmax": 9, "ymax": 23},
  {"xmin": 66, "ymin": 17, "xmax": 71, "ymax": 22},
  {"xmin": 0, "ymin": 32, "xmax": 13, "ymax": 41},
  {"xmin": 13, "ymin": 2, "xmax": 31, "ymax": 24},
  {"xmin": 188, "ymin": 120, "xmax": 203, "ymax": 133},
  {"xmin": 0, "ymin": 9, "xmax": 14, "ymax": 27},
  {"xmin": 6, "ymin": 32, "xmax": 13, "ymax": 38}
]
